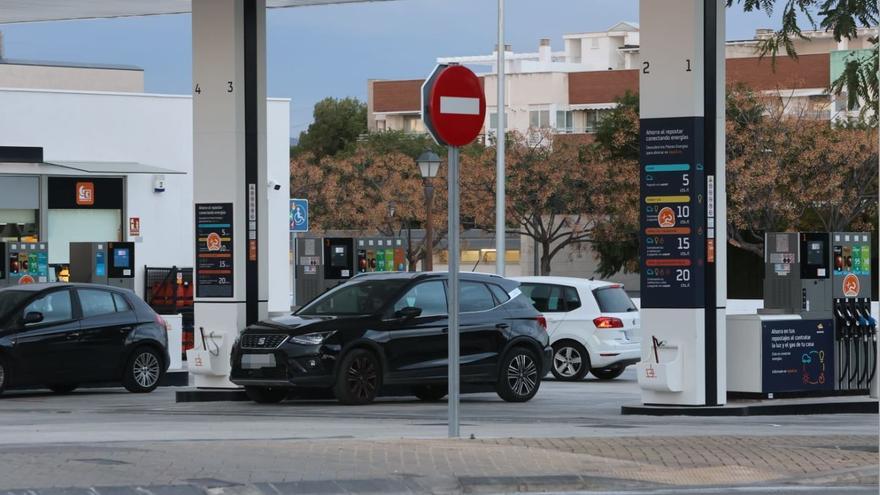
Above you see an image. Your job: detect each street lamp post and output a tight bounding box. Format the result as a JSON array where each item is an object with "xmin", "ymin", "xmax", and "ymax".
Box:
[{"xmin": 417, "ymin": 150, "xmax": 441, "ymax": 271}]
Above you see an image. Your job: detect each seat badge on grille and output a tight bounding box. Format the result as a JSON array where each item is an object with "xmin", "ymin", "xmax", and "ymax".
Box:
[{"xmin": 258, "ymin": 337, "xmax": 266, "ymax": 346}]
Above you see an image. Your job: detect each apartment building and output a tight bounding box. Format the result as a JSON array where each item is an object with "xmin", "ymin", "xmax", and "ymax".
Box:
[
  {"xmin": 366, "ymin": 22, "xmax": 876, "ymax": 286},
  {"xmin": 368, "ymin": 22, "xmax": 877, "ymax": 138}
]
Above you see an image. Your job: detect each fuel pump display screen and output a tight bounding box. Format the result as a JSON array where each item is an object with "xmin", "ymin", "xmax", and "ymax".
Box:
[
  {"xmin": 331, "ymin": 246, "xmax": 347, "ymax": 267},
  {"xmin": 113, "ymin": 248, "xmax": 131, "ymax": 268},
  {"xmin": 799, "ymin": 233, "xmax": 829, "ymax": 279},
  {"xmin": 639, "ymin": 117, "xmax": 707, "ymax": 308},
  {"xmin": 806, "ymin": 242, "xmax": 823, "ymax": 266}
]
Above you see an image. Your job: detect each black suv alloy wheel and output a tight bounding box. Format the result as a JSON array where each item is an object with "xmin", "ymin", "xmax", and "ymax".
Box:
[
  {"xmin": 496, "ymin": 347, "xmax": 541, "ymax": 402},
  {"xmin": 334, "ymin": 349, "xmax": 381, "ymax": 405}
]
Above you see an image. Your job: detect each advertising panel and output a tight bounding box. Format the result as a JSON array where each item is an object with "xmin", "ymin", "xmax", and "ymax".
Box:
[
  {"xmin": 639, "ymin": 117, "xmax": 707, "ymax": 308},
  {"xmin": 195, "ymin": 203, "xmax": 234, "ymax": 298},
  {"xmin": 762, "ymin": 319, "xmax": 835, "ymax": 393}
]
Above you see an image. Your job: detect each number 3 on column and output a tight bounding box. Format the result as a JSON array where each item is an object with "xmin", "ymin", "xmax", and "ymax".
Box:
[{"xmin": 227, "ymin": 81, "xmax": 234, "ymax": 93}]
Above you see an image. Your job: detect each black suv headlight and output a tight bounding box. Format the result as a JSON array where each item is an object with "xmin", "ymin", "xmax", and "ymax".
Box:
[{"xmin": 290, "ymin": 331, "xmax": 336, "ymax": 345}]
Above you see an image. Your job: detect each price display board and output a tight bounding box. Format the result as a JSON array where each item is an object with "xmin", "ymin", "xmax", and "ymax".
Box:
[
  {"xmin": 639, "ymin": 117, "xmax": 707, "ymax": 308},
  {"xmin": 195, "ymin": 203, "xmax": 234, "ymax": 298}
]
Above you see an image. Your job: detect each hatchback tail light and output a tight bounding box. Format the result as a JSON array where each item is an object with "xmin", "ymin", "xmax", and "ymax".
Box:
[
  {"xmin": 155, "ymin": 313, "xmax": 170, "ymax": 332},
  {"xmin": 593, "ymin": 316, "xmax": 623, "ymax": 329},
  {"xmin": 535, "ymin": 315, "xmax": 548, "ymax": 331}
]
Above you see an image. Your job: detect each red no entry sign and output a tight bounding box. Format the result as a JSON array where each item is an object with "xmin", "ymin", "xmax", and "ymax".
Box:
[{"xmin": 421, "ymin": 64, "xmax": 486, "ymax": 147}]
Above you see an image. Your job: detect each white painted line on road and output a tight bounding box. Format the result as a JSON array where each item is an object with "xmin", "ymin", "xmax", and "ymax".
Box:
[
  {"xmin": 440, "ymin": 96, "xmax": 480, "ymax": 115},
  {"xmin": 552, "ymin": 486, "xmax": 873, "ymax": 495}
]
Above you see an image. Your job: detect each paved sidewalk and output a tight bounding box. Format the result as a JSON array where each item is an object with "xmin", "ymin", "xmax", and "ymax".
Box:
[{"xmin": 0, "ymin": 435, "xmax": 876, "ymax": 493}]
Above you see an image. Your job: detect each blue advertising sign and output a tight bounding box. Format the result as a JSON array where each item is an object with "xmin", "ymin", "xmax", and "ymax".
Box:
[
  {"xmin": 762, "ymin": 319, "xmax": 834, "ymax": 393},
  {"xmin": 290, "ymin": 199, "xmax": 309, "ymax": 233}
]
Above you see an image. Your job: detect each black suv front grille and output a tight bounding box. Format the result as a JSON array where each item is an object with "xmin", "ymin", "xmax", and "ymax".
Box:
[{"xmin": 241, "ymin": 334, "xmax": 288, "ymax": 350}]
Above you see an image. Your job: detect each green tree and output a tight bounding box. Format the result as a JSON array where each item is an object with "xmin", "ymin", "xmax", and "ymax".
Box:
[
  {"xmin": 727, "ymin": 0, "xmax": 878, "ymax": 123},
  {"xmin": 591, "ymin": 91, "xmax": 641, "ymax": 277},
  {"xmin": 291, "ymin": 97, "xmax": 367, "ymax": 159},
  {"xmin": 358, "ymin": 130, "xmax": 443, "ymax": 161},
  {"xmin": 593, "ymin": 90, "xmax": 639, "ymax": 161}
]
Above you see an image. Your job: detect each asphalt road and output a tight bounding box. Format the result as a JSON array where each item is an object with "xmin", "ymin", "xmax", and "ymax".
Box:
[
  {"xmin": 0, "ymin": 368, "xmax": 875, "ymax": 444},
  {"xmin": 0, "ymin": 369, "xmax": 876, "ymax": 494}
]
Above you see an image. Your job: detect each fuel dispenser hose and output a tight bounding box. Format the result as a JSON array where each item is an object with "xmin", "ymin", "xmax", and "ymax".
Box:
[
  {"xmin": 837, "ymin": 313, "xmax": 851, "ymax": 389},
  {"xmin": 864, "ymin": 315, "xmax": 877, "ymax": 386}
]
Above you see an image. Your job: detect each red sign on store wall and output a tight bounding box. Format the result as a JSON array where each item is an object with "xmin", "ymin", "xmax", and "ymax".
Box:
[{"xmin": 76, "ymin": 182, "xmax": 95, "ymax": 206}]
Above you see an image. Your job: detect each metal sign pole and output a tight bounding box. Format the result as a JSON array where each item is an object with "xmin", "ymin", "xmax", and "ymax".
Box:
[
  {"xmin": 495, "ymin": 0, "xmax": 506, "ymax": 276},
  {"xmin": 447, "ymin": 145, "xmax": 460, "ymax": 438}
]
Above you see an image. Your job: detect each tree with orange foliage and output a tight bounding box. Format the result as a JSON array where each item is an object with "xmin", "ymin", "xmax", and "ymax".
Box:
[
  {"xmin": 290, "ymin": 132, "xmax": 449, "ymax": 270},
  {"xmin": 461, "ymin": 132, "xmax": 616, "ymax": 275},
  {"xmin": 726, "ymin": 85, "xmax": 878, "ymax": 257}
]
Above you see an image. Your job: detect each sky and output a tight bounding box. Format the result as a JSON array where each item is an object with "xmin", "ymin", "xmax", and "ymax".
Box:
[{"xmin": 0, "ymin": 0, "xmax": 784, "ymax": 138}]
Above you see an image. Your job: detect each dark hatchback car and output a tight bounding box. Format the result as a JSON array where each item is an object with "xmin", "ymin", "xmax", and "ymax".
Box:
[
  {"xmin": 0, "ymin": 283, "xmax": 170, "ymax": 395},
  {"xmin": 231, "ymin": 272, "xmax": 551, "ymax": 405}
]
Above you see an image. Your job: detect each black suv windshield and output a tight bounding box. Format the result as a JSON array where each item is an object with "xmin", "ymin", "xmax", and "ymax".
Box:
[
  {"xmin": 0, "ymin": 290, "xmax": 33, "ymax": 322},
  {"xmin": 297, "ymin": 279, "xmax": 409, "ymax": 316}
]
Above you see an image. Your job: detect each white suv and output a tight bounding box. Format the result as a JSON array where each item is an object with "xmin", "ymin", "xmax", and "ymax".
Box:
[{"xmin": 513, "ymin": 276, "xmax": 641, "ymax": 381}]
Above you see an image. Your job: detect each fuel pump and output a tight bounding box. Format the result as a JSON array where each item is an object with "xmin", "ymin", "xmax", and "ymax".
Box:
[
  {"xmin": 755, "ymin": 232, "xmax": 874, "ymax": 396},
  {"xmin": 831, "ymin": 232, "xmax": 874, "ymax": 392}
]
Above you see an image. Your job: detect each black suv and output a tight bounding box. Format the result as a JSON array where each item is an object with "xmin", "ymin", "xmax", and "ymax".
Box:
[{"xmin": 231, "ymin": 272, "xmax": 551, "ymax": 405}]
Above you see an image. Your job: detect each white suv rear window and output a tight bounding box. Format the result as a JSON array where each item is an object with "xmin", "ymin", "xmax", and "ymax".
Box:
[{"xmin": 593, "ymin": 287, "xmax": 636, "ymax": 313}]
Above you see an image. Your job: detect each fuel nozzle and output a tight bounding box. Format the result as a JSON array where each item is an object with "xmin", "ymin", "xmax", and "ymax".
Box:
[
  {"xmin": 834, "ymin": 298, "xmax": 852, "ymax": 340},
  {"xmin": 847, "ymin": 299, "xmax": 865, "ymax": 339},
  {"xmin": 859, "ymin": 297, "xmax": 876, "ymax": 336}
]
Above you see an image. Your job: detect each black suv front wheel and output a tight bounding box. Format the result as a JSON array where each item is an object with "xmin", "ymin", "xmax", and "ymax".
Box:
[
  {"xmin": 0, "ymin": 356, "xmax": 7, "ymax": 396},
  {"xmin": 334, "ymin": 349, "xmax": 381, "ymax": 405},
  {"xmin": 496, "ymin": 347, "xmax": 541, "ymax": 402}
]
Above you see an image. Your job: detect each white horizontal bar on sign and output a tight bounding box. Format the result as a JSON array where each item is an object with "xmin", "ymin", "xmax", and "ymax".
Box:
[{"xmin": 440, "ymin": 96, "xmax": 480, "ymax": 115}]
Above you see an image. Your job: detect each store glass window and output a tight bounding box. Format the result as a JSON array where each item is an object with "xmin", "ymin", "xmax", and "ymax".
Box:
[{"xmin": 0, "ymin": 176, "xmax": 40, "ymax": 242}]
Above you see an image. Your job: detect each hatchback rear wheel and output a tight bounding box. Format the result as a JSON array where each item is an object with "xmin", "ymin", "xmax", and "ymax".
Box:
[
  {"xmin": 122, "ymin": 347, "xmax": 163, "ymax": 393},
  {"xmin": 550, "ymin": 341, "xmax": 589, "ymax": 381},
  {"xmin": 496, "ymin": 347, "xmax": 541, "ymax": 402}
]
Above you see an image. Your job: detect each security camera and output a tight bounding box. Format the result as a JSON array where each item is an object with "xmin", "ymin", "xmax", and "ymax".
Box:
[{"xmin": 267, "ymin": 180, "xmax": 281, "ymax": 191}]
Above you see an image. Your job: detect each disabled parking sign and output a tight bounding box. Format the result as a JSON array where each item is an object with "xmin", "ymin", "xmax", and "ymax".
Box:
[{"xmin": 290, "ymin": 199, "xmax": 309, "ymax": 233}]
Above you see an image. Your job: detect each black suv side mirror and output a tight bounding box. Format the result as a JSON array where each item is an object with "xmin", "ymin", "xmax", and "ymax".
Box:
[
  {"xmin": 394, "ymin": 306, "xmax": 422, "ymax": 319},
  {"xmin": 24, "ymin": 311, "xmax": 44, "ymax": 325}
]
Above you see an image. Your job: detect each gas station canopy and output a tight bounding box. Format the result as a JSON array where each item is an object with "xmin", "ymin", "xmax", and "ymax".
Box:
[{"xmin": 0, "ymin": 0, "xmax": 390, "ymax": 24}]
